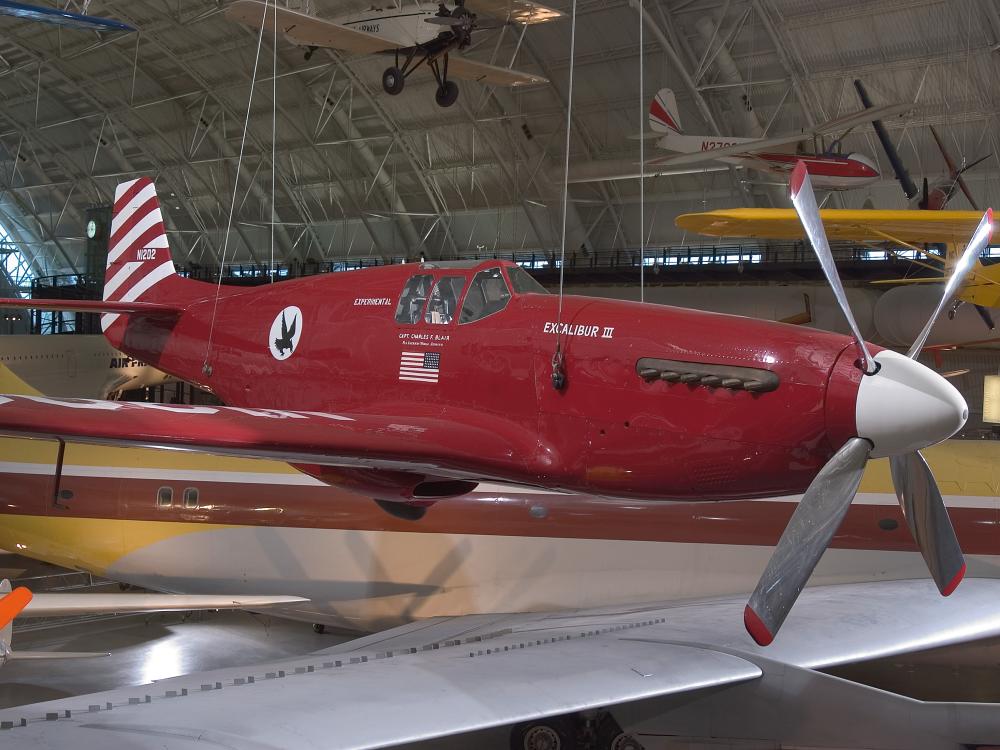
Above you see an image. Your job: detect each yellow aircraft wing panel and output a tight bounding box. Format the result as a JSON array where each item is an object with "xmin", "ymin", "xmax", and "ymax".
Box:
[
  {"xmin": 676, "ymin": 208, "xmax": 986, "ymax": 244},
  {"xmin": 226, "ymin": 0, "xmax": 389, "ymax": 55}
]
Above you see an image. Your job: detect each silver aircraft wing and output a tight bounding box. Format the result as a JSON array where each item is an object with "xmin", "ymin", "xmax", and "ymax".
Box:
[{"xmin": 2, "ymin": 579, "xmax": 1000, "ymax": 748}]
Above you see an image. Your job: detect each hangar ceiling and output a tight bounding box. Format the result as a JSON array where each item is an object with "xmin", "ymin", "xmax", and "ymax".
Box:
[{"xmin": 0, "ymin": 0, "xmax": 998, "ymax": 278}]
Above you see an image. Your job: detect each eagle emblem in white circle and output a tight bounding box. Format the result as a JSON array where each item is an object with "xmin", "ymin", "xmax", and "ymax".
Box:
[{"xmin": 269, "ymin": 306, "xmax": 303, "ymax": 360}]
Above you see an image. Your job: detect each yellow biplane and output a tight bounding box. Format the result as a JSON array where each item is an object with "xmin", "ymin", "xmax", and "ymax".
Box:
[{"xmin": 675, "ymin": 208, "xmax": 1000, "ymax": 322}]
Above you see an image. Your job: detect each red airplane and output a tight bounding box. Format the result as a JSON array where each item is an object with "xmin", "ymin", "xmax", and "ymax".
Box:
[{"xmin": 0, "ymin": 162, "xmax": 988, "ymax": 645}]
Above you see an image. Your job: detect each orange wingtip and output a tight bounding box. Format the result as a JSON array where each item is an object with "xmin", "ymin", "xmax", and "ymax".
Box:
[{"xmin": 0, "ymin": 587, "xmax": 32, "ymax": 628}]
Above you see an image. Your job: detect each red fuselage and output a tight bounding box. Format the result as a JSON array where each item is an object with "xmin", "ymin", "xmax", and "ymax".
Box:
[
  {"xmin": 112, "ymin": 260, "xmax": 865, "ymax": 501},
  {"xmin": 735, "ymin": 151, "xmax": 880, "ymax": 190}
]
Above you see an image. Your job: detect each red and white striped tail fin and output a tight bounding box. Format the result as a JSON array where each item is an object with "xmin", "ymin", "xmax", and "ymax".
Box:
[
  {"xmin": 103, "ymin": 177, "xmax": 180, "ymax": 333},
  {"xmin": 649, "ymin": 88, "xmax": 682, "ymax": 135}
]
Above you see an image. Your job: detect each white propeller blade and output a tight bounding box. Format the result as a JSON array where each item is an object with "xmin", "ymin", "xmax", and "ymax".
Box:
[
  {"xmin": 889, "ymin": 451, "xmax": 965, "ymax": 595},
  {"xmin": 745, "ymin": 438, "xmax": 871, "ymax": 646},
  {"xmin": 907, "ymin": 208, "xmax": 993, "ymax": 358},
  {"xmin": 788, "ymin": 161, "xmax": 877, "ymax": 374},
  {"xmin": 747, "ymin": 161, "xmax": 977, "ymax": 646}
]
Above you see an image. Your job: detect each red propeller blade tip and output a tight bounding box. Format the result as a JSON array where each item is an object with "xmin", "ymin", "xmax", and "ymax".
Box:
[
  {"xmin": 789, "ymin": 160, "xmax": 808, "ymax": 199},
  {"xmin": 941, "ymin": 562, "xmax": 966, "ymax": 597},
  {"xmin": 743, "ymin": 605, "xmax": 774, "ymax": 646},
  {"xmin": 986, "ymin": 207, "xmax": 994, "ymax": 241}
]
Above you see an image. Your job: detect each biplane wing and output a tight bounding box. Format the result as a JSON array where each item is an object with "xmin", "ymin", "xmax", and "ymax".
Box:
[
  {"xmin": 675, "ymin": 208, "xmax": 987, "ymax": 245},
  {"xmin": 447, "ymin": 54, "xmax": 547, "ymax": 86},
  {"xmin": 225, "ymin": 0, "xmax": 389, "ymax": 55}
]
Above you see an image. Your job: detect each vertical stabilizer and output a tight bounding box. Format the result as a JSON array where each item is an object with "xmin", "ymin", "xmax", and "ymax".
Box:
[
  {"xmin": 103, "ymin": 177, "xmax": 192, "ymax": 346},
  {"xmin": 649, "ymin": 88, "xmax": 682, "ymax": 135}
]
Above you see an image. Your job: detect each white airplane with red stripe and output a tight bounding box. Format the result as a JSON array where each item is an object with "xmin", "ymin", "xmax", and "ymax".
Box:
[{"xmin": 646, "ymin": 88, "xmax": 907, "ymax": 190}]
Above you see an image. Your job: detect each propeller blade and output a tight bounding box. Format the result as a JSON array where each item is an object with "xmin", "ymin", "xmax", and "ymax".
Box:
[
  {"xmin": 929, "ymin": 125, "xmax": 984, "ymax": 210},
  {"xmin": 907, "ymin": 209, "xmax": 993, "ymax": 358},
  {"xmin": 789, "ymin": 160, "xmax": 877, "ymax": 374},
  {"xmin": 889, "ymin": 451, "xmax": 965, "ymax": 596},
  {"xmin": 745, "ymin": 437, "xmax": 871, "ymax": 646},
  {"xmin": 854, "ymin": 79, "xmax": 918, "ymax": 200},
  {"xmin": 425, "ymin": 15, "xmax": 464, "ymax": 25}
]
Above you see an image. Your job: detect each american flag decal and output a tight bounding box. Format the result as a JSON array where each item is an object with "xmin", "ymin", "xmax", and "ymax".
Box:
[{"xmin": 399, "ymin": 350, "xmax": 440, "ymax": 383}]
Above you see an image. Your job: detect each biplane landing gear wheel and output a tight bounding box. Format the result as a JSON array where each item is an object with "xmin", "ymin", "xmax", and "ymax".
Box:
[
  {"xmin": 312, "ymin": 623, "xmax": 326, "ymax": 634},
  {"xmin": 382, "ymin": 66, "xmax": 405, "ymax": 95},
  {"xmin": 435, "ymin": 80, "xmax": 459, "ymax": 107}
]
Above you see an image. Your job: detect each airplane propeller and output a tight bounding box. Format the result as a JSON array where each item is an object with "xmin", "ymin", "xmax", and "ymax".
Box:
[{"xmin": 744, "ymin": 160, "xmax": 989, "ymax": 647}]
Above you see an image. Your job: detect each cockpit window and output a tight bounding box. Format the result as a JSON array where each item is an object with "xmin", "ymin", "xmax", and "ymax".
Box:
[
  {"xmin": 507, "ymin": 265, "xmax": 548, "ymax": 295},
  {"xmin": 424, "ymin": 276, "xmax": 466, "ymax": 325},
  {"xmin": 460, "ymin": 268, "xmax": 511, "ymax": 324},
  {"xmin": 395, "ymin": 274, "xmax": 434, "ymax": 324}
]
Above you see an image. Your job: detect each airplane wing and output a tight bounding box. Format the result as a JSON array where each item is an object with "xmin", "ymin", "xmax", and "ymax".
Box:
[
  {"xmin": 567, "ymin": 158, "xmax": 730, "ymax": 183},
  {"xmin": 446, "ymin": 55, "xmax": 548, "ymax": 86},
  {"xmin": 675, "ymin": 207, "xmax": 986, "ymax": 244},
  {"xmin": 0, "ymin": 298, "xmax": 181, "ymax": 317},
  {"xmin": 464, "ymin": 0, "xmax": 564, "ymax": 23},
  {"xmin": 870, "ymin": 277, "xmax": 944, "ymax": 285},
  {"xmin": 649, "ymin": 102, "xmax": 911, "ymax": 169},
  {"xmin": 0, "ymin": 395, "xmax": 538, "ymax": 485},
  {"xmin": 1, "ymin": 580, "xmax": 999, "ymax": 748},
  {"xmin": 225, "ymin": 0, "xmax": 389, "ymax": 55}
]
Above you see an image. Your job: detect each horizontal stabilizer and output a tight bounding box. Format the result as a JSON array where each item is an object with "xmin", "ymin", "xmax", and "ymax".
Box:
[
  {"xmin": 20, "ymin": 593, "xmax": 309, "ymax": 618},
  {"xmin": 9, "ymin": 651, "xmax": 109, "ymax": 661},
  {"xmin": 0, "ymin": 298, "xmax": 182, "ymax": 317}
]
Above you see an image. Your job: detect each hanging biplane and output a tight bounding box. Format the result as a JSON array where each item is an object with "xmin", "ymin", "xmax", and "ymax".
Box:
[{"xmin": 225, "ymin": 0, "xmax": 557, "ymax": 108}]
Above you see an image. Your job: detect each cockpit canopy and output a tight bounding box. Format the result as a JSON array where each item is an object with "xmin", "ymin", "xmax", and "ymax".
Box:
[{"xmin": 395, "ymin": 262, "xmax": 546, "ymax": 326}]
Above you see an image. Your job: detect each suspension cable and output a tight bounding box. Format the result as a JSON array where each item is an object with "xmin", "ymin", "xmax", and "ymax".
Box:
[
  {"xmin": 270, "ymin": 0, "xmax": 277, "ymax": 283},
  {"xmin": 552, "ymin": 0, "xmax": 577, "ymax": 387},
  {"xmin": 203, "ymin": 0, "xmax": 268, "ymax": 375},
  {"xmin": 638, "ymin": 0, "xmax": 644, "ymax": 302}
]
